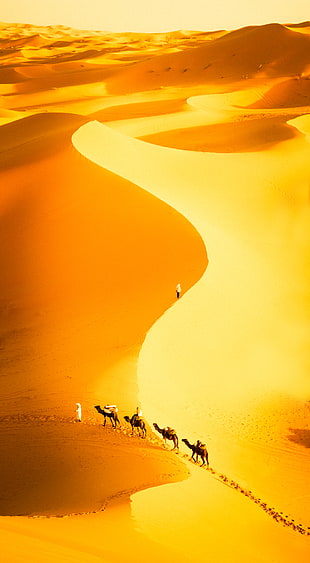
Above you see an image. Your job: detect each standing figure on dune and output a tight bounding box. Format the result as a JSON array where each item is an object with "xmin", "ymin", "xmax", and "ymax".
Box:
[
  {"xmin": 76, "ymin": 402, "xmax": 82, "ymax": 422},
  {"xmin": 176, "ymin": 283, "xmax": 182, "ymax": 299}
]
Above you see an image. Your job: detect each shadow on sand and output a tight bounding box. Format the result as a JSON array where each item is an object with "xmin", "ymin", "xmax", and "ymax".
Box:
[{"xmin": 287, "ymin": 428, "xmax": 310, "ymax": 449}]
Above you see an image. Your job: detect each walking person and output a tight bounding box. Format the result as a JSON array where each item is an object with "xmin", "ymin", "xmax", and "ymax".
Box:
[{"xmin": 176, "ymin": 283, "xmax": 182, "ymax": 299}]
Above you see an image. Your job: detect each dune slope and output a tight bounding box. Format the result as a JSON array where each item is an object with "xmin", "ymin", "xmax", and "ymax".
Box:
[{"xmin": 0, "ymin": 112, "xmax": 206, "ymax": 515}]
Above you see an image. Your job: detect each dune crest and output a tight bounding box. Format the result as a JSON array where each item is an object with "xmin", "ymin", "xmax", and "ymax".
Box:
[{"xmin": 0, "ymin": 114, "xmax": 207, "ymax": 515}]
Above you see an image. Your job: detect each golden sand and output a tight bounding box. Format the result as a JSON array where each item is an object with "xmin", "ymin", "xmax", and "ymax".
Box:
[{"xmin": 0, "ymin": 20, "xmax": 309, "ymax": 562}]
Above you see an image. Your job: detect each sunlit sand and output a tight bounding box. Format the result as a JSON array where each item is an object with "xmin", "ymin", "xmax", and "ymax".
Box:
[{"xmin": 0, "ymin": 20, "xmax": 309, "ymax": 562}]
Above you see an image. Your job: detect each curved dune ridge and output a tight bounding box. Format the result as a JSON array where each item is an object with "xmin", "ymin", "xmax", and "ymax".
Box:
[
  {"xmin": 139, "ymin": 117, "xmax": 300, "ymax": 152},
  {"xmin": 0, "ymin": 113, "xmax": 206, "ymax": 515},
  {"xmin": 73, "ymin": 111, "xmax": 309, "ymax": 561},
  {"xmin": 0, "ymin": 19, "xmax": 310, "ymax": 563}
]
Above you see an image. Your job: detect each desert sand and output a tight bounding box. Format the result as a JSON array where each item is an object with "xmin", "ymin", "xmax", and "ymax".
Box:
[{"xmin": 0, "ymin": 19, "xmax": 309, "ymax": 562}]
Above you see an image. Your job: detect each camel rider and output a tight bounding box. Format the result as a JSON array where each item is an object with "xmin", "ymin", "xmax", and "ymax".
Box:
[
  {"xmin": 196, "ymin": 439, "xmax": 206, "ymax": 449},
  {"xmin": 133, "ymin": 406, "xmax": 143, "ymax": 422},
  {"xmin": 104, "ymin": 404, "xmax": 118, "ymax": 414}
]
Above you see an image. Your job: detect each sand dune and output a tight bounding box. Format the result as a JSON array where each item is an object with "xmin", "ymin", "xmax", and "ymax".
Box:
[
  {"xmin": 90, "ymin": 98, "xmax": 188, "ymax": 122},
  {"xmin": 249, "ymin": 76, "xmax": 310, "ymax": 108},
  {"xmin": 139, "ymin": 117, "xmax": 300, "ymax": 152},
  {"xmin": 0, "ymin": 19, "xmax": 309, "ymax": 563},
  {"xmin": 106, "ymin": 23, "xmax": 310, "ymax": 93},
  {"xmin": 0, "ymin": 419, "xmax": 189, "ymax": 516},
  {"xmin": 0, "ymin": 107, "xmax": 206, "ymax": 516},
  {"xmin": 0, "ymin": 113, "xmax": 86, "ymax": 167}
]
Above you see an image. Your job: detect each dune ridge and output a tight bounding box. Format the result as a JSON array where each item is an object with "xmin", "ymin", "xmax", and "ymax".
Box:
[
  {"xmin": 73, "ymin": 111, "xmax": 309, "ymax": 540},
  {"xmin": 0, "ymin": 109, "xmax": 207, "ymax": 516}
]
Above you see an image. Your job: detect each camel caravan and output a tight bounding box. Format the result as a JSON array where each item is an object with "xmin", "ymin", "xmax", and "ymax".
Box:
[{"xmin": 93, "ymin": 404, "xmax": 209, "ymax": 467}]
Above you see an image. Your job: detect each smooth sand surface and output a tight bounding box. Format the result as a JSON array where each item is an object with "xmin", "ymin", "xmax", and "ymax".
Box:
[{"xmin": 0, "ymin": 20, "xmax": 309, "ymax": 562}]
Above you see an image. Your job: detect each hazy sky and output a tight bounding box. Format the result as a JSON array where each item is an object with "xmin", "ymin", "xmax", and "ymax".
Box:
[{"xmin": 1, "ymin": 0, "xmax": 309, "ymax": 32}]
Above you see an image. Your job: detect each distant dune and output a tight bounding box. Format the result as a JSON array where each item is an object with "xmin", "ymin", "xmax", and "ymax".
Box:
[
  {"xmin": 106, "ymin": 23, "xmax": 310, "ymax": 93},
  {"xmin": 248, "ymin": 76, "xmax": 310, "ymax": 108}
]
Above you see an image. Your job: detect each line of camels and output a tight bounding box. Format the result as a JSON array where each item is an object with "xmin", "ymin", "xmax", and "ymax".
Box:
[{"xmin": 94, "ymin": 405, "xmax": 209, "ymax": 467}]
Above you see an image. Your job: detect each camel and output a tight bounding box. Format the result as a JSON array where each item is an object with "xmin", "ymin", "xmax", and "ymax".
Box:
[
  {"xmin": 153, "ymin": 423, "xmax": 179, "ymax": 450},
  {"xmin": 94, "ymin": 405, "xmax": 120, "ymax": 428},
  {"xmin": 124, "ymin": 414, "xmax": 147, "ymax": 438},
  {"xmin": 182, "ymin": 439, "xmax": 209, "ymax": 466}
]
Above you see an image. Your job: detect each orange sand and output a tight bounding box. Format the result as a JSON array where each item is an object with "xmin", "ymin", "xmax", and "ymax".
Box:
[{"xmin": 0, "ymin": 20, "xmax": 309, "ymax": 562}]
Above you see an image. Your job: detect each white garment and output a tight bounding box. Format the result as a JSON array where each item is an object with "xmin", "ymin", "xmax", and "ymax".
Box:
[
  {"xmin": 76, "ymin": 402, "xmax": 82, "ymax": 421},
  {"xmin": 104, "ymin": 404, "xmax": 118, "ymax": 413}
]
